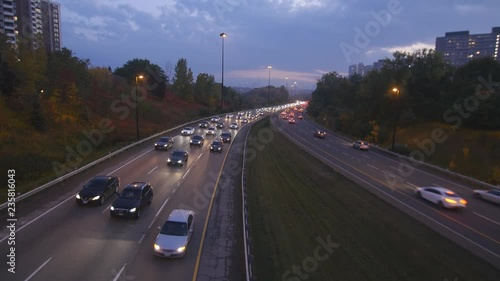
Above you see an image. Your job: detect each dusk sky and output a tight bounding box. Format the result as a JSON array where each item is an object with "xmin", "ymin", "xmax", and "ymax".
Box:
[{"xmin": 59, "ymin": 0, "xmax": 499, "ymax": 90}]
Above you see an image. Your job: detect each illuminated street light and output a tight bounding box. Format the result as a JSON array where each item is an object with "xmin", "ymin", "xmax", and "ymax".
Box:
[
  {"xmin": 220, "ymin": 32, "xmax": 227, "ymax": 111},
  {"xmin": 391, "ymin": 87, "xmax": 400, "ymax": 152},
  {"xmin": 135, "ymin": 75, "xmax": 144, "ymax": 142}
]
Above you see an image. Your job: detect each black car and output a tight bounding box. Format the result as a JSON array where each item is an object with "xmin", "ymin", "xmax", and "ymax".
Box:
[
  {"xmin": 210, "ymin": 140, "xmax": 223, "ymax": 152},
  {"xmin": 110, "ymin": 182, "xmax": 153, "ymax": 219},
  {"xmin": 216, "ymin": 122, "xmax": 225, "ymax": 128},
  {"xmin": 154, "ymin": 136, "xmax": 174, "ymax": 151},
  {"xmin": 189, "ymin": 135, "xmax": 204, "ymax": 146},
  {"xmin": 314, "ymin": 130, "xmax": 326, "ymax": 138},
  {"xmin": 76, "ymin": 176, "xmax": 119, "ymax": 205},
  {"xmin": 167, "ymin": 150, "xmax": 189, "ymax": 166},
  {"xmin": 220, "ymin": 132, "xmax": 232, "ymax": 143},
  {"xmin": 198, "ymin": 121, "xmax": 209, "ymax": 128}
]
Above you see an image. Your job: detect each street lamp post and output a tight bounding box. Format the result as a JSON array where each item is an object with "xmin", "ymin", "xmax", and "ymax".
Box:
[
  {"xmin": 391, "ymin": 87, "xmax": 400, "ymax": 152},
  {"xmin": 267, "ymin": 65, "xmax": 272, "ymax": 107},
  {"xmin": 285, "ymin": 77, "xmax": 288, "ymax": 92},
  {"xmin": 220, "ymin": 33, "xmax": 226, "ymax": 111},
  {"xmin": 135, "ymin": 75, "xmax": 144, "ymax": 142}
]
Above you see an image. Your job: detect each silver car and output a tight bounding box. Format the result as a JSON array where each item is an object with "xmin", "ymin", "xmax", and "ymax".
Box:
[
  {"xmin": 473, "ymin": 189, "xmax": 500, "ymax": 205},
  {"xmin": 154, "ymin": 209, "xmax": 195, "ymax": 257}
]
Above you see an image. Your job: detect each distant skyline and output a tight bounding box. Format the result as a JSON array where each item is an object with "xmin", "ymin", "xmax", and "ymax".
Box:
[{"xmin": 58, "ymin": 0, "xmax": 500, "ymax": 89}]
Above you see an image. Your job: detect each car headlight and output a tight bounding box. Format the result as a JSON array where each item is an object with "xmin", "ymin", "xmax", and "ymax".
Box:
[
  {"xmin": 167, "ymin": 159, "xmax": 171, "ymax": 162},
  {"xmin": 129, "ymin": 207, "xmax": 137, "ymax": 213},
  {"xmin": 177, "ymin": 246, "xmax": 186, "ymax": 253},
  {"xmin": 210, "ymin": 146, "xmax": 213, "ymax": 149},
  {"xmin": 91, "ymin": 195, "xmax": 100, "ymax": 201},
  {"xmin": 154, "ymin": 244, "xmax": 161, "ymax": 251},
  {"xmin": 110, "ymin": 206, "xmax": 115, "ymax": 211},
  {"xmin": 190, "ymin": 140, "xmax": 193, "ymax": 143},
  {"xmin": 155, "ymin": 143, "xmax": 158, "ymax": 146},
  {"xmin": 177, "ymin": 160, "xmax": 182, "ymax": 163},
  {"xmin": 76, "ymin": 194, "xmax": 81, "ymax": 199}
]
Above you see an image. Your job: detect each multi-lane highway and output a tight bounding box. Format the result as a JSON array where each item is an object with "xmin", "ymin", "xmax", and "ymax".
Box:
[
  {"xmin": 273, "ymin": 111, "xmax": 500, "ymax": 270},
  {"xmin": 0, "ymin": 114, "xmax": 255, "ymax": 281}
]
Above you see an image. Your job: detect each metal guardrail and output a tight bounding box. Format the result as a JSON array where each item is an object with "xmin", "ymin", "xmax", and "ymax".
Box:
[
  {"xmin": 0, "ymin": 114, "xmax": 225, "ymax": 211},
  {"xmin": 369, "ymin": 144, "xmax": 499, "ymax": 190},
  {"xmin": 241, "ymin": 124, "xmax": 254, "ymax": 281}
]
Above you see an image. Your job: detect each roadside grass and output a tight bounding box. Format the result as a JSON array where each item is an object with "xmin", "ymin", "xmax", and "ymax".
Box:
[{"xmin": 246, "ymin": 118, "xmax": 499, "ymax": 281}]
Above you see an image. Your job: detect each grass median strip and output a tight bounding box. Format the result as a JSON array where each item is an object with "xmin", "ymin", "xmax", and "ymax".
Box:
[{"xmin": 246, "ymin": 117, "xmax": 498, "ymax": 281}]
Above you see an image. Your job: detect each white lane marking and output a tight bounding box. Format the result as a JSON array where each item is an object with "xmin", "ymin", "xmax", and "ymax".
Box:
[
  {"xmin": 367, "ymin": 164, "xmax": 379, "ymax": 171},
  {"xmin": 1, "ymin": 195, "xmax": 74, "ymax": 243},
  {"xmin": 197, "ymin": 153, "xmax": 203, "ymax": 161},
  {"xmin": 390, "ymin": 166, "xmax": 398, "ymax": 170},
  {"xmin": 474, "ymin": 212, "xmax": 500, "ymax": 227},
  {"xmin": 113, "ymin": 263, "xmax": 127, "ymax": 281},
  {"xmin": 406, "ymin": 182, "xmax": 420, "ymax": 189},
  {"xmin": 107, "ymin": 149, "xmax": 153, "ymax": 175},
  {"xmin": 101, "ymin": 204, "xmax": 112, "ymax": 214},
  {"xmin": 177, "ymin": 182, "xmax": 181, "ymax": 187},
  {"xmin": 182, "ymin": 168, "xmax": 191, "ymax": 180},
  {"xmin": 24, "ymin": 257, "xmax": 52, "ymax": 281},
  {"xmin": 361, "ymin": 154, "xmax": 370, "ymax": 159},
  {"xmin": 343, "ymin": 152, "xmax": 350, "ymax": 157},
  {"xmin": 147, "ymin": 166, "xmax": 158, "ymax": 175},
  {"xmin": 138, "ymin": 234, "xmax": 146, "ymax": 244},
  {"xmin": 172, "ymin": 188, "xmax": 177, "ymax": 194},
  {"xmin": 149, "ymin": 197, "xmax": 169, "ymax": 229}
]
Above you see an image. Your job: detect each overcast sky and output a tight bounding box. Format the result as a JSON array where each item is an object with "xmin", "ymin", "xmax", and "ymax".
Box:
[{"xmin": 59, "ymin": 0, "xmax": 499, "ymax": 89}]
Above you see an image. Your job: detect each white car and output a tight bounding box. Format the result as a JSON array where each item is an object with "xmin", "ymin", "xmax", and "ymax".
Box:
[
  {"xmin": 154, "ymin": 209, "xmax": 194, "ymax": 258},
  {"xmin": 210, "ymin": 116, "xmax": 220, "ymax": 123},
  {"xmin": 229, "ymin": 122, "xmax": 238, "ymax": 129},
  {"xmin": 181, "ymin": 127, "xmax": 195, "ymax": 135},
  {"xmin": 473, "ymin": 189, "xmax": 500, "ymax": 205},
  {"xmin": 416, "ymin": 187, "xmax": 467, "ymax": 209},
  {"xmin": 206, "ymin": 127, "xmax": 216, "ymax": 136},
  {"xmin": 225, "ymin": 114, "xmax": 233, "ymax": 118}
]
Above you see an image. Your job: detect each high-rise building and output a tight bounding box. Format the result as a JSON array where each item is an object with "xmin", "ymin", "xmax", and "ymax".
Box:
[
  {"xmin": 41, "ymin": 0, "xmax": 60, "ymax": 52},
  {"xmin": 0, "ymin": 0, "xmax": 60, "ymax": 51},
  {"xmin": 436, "ymin": 27, "xmax": 500, "ymax": 67},
  {"xmin": 0, "ymin": 0, "xmax": 18, "ymax": 45},
  {"xmin": 348, "ymin": 63, "xmax": 372, "ymax": 77}
]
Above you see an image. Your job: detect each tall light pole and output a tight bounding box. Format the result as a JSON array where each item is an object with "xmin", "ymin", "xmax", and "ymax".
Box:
[
  {"xmin": 135, "ymin": 75, "xmax": 144, "ymax": 142},
  {"xmin": 220, "ymin": 32, "xmax": 226, "ymax": 111},
  {"xmin": 285, "ymin": 77, "xmax": 288, "ymax": 92},
  {"xmin": 267, "ymin": 65, "xmax": 272, "ymax": 107},
  {"xmin": 391, "ymin": 87, "xmax": 400, "ymax": 152}
]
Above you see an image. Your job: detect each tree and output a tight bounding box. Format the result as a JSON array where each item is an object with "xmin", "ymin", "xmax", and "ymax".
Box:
[
  {"xmin": 194, "ymin": 73, "xmax": 216, "ymax": 106},
  {"xmin": 173, "ymin": 58, "xmax": 194, "ymax": 101}
]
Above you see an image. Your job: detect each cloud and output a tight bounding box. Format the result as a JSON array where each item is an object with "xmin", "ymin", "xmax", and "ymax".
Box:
[
  {"xmin": 380, "ymin": 42, "xmax": 435, "ymax": 54},
  {"xmin": 92, "ymin": 0, "xmax": 178, "ymax": 19},
  {"xmin": 266, "ymin": 0, "xmax": 345, "ymax": 12}
]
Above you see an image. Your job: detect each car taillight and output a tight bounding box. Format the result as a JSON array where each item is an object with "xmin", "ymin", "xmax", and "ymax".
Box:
[
  {"xmin": 444, "ymin": 198, "xmax": 457, "ymax": 204},
  {"xmin": 459, "ymin": 199, "xmax": 467, "ymax": 205}
]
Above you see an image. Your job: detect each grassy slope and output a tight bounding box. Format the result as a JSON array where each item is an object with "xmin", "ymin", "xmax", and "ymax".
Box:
[
  {"xmin": 246, "ymin": 118, "xmax": 499, "ymax": 281},
  {"xmin": 395, "ymin": 122, "xmax": 500, "ymax": 183}
]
